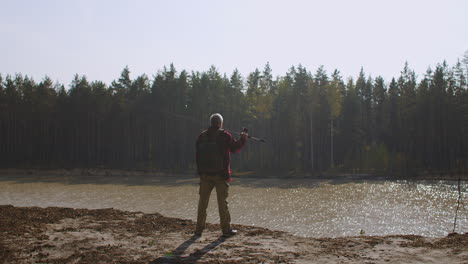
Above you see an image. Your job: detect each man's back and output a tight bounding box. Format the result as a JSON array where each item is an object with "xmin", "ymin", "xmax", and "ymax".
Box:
[
  {"xmin": 196, "ymin": 127, "xmax": 246, "ymax": 181},
  {"xmin": 196, "ymin": 128, "xmax": 225, "ymax": 175}
]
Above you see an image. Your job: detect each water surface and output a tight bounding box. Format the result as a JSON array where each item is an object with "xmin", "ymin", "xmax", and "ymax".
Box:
[{"xmin": 0, "ymin": 174, "xmax": 466, "ymax": 237}]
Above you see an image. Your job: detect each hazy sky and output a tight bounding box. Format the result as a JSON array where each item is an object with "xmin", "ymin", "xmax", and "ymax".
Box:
[{"xmin": 1, "ymin": 0, "xmax": 467, "ymax": 86}]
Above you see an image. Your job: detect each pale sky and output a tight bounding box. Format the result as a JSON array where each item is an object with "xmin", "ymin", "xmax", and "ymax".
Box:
[{"xmin": 1, "ymin": 0, "xmax": 467, "ymax": 86}]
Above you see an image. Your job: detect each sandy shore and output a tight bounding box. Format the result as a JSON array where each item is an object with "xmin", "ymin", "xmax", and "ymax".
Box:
[{"xmin": 0, "ymin": 205, "xmax": 466, "ymax": 264}]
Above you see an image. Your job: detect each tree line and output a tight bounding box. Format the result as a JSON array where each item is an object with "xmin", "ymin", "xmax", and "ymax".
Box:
[{"xmin": 1, "ymin": 57, "xmax": 467, "ymax": 177}]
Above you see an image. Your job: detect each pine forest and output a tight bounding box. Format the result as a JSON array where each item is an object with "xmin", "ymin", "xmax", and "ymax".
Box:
[{"xmin": 1, "ymin": 59, "xmax": 467, "ymax": 177}]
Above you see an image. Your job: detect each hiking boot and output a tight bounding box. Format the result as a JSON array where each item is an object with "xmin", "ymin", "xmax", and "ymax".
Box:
[{"xmin": 222, "ymin": 229, "xmax": 237, "ymax": 237}]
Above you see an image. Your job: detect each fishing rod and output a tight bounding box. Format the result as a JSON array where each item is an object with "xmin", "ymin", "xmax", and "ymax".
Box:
[
  {"xmin": 157, "ymin": 110, "xmax": 266, "ymax": 143},
  {"xmin": 225, "ymin": 128, "xmax": 266, "ymax": 143}
]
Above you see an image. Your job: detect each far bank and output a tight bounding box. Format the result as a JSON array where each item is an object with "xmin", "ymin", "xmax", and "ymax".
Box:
[{"xmin": 0, "ymin": 168, "xmax": 465, "ymax": 181}]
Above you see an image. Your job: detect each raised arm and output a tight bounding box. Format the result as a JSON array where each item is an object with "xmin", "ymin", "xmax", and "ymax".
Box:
[{"xmin": 224, "ymin": 130, "xmax": 247, "ymax": 153}]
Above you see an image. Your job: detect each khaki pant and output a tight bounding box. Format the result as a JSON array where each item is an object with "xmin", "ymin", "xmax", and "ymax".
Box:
[{"xmin": 195, "ymin": 174, "xmax": 231, "ymax": 233}]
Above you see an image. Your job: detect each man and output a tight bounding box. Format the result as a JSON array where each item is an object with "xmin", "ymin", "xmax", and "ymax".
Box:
[{"xmin": 195, "ymin": 113, "xmax": 248, "ymax": 237}]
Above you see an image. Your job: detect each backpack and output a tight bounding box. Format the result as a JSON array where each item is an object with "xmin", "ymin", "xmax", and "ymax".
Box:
[{"xmin": 197, "ymin": 129, "xmax": 225, "ymax": 173}]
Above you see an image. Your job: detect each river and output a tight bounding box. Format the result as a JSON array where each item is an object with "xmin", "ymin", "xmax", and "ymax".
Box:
[{"xmin": 0, "ymin": 174, "xmax": 466, "ymax": 237}]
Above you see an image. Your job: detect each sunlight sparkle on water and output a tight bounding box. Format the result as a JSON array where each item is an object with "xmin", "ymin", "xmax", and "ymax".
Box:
[{"xmin": 0, "ymin": 176, "xmax": 466, "ymax": 237}]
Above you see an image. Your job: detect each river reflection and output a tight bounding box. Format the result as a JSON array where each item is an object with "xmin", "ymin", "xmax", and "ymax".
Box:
[{"xmin": 0, "ymin": 174, "xmax": 466, "ymax": 237}]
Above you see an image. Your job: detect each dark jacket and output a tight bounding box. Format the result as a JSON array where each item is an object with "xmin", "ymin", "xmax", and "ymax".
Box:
[{"xmin": 196, "ymin": 126, "xmax": 246, "ymax": 181}]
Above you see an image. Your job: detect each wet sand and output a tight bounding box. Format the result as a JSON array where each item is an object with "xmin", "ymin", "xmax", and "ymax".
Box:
[{"xmin": 1, "ymin": 205, "xmax": 466, "ymax": 264}]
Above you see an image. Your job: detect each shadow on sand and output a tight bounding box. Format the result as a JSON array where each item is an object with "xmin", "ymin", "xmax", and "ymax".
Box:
[{"xmin": 150, "ymin": 234, "xmax": 227, "ymax": 264}]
